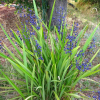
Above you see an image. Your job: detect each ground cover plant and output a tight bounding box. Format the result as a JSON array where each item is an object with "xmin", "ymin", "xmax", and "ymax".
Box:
[{"xmin": 0, "ymin": 0, "xmax": 100, "ymax": 100}]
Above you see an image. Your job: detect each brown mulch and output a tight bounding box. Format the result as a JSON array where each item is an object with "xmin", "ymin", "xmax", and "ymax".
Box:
[
  {"xmin": 0, "ymin": 6, "xmax": 22, "ymax": 63},
  {"xmin": 0, "ymin": 5, "xmax": 28, "ymax": 39},
  {"xmin": 0, "ymin": 6, "xmax": 17, "ymax": 37}
]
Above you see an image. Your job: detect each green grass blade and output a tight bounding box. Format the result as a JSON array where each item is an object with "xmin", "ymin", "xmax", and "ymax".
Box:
[
  {"xmin": 75, "ymin": 25, "xmax": 88, "ymax": 46},
  {"xmin": 11, "ymin": 29, "xmax": 22, "ymax": 46},
  {"xmin": 70, "ymin": 46, "xmax": 80, "ymax": 60},
  {"xmin": 49, "ymin": 0, "xmax": 56, "ymax": 30},
  {"xmin": 82, "ymin": 23, "xmax": 100, "ymax": 52},
  {"xmin": 25, "ymin": 95, "xmax": 35, "ymax": 100},
  {"xmin": 65, "ymin": 93, "xmax": 82, "ymax": 99},
  {"xmin": 32, "ymin": 0, "xmax": 38, "ymax": 19},
  {"xmin": 7, "ymin": 58, "xmax": 37, "ymax": 86},
  {"xmin": 3, "ymin": 44, "xmax": 16, "ymax": 59},
  {"xmin": 22, "ymin": 40, "xmax": 29, "ymax": 95},
  {"xmin": 82, "ymin": 78, "xmax": 100, "ymax": 85},
  {"xmin": 89, "ymin": 49, "xmax": 100, "ymax": 63},
  {"xmin": 54, "ymin": 64, "xmax": 57, "ymax": 93},
  {"xmin": 85, "ymin": 69, "xmax": 100, "ymax": 76},
  {"xmin": 0, "ymin": 52, "xmax": 8, "ymax": 59},
  {"xmin": 0, "ymin": 53, "xmax": 24, "ymax": 76},
  {"xmin": 42, "ymin": 75, "xmax": 45, "ymax": 100},
  {"xmin": 55, "ymin": 26, "xmax": 62, "ymax": 46},
  {"xmin": 54, "ymin": 91, "xmax": 60, "ymax": 100},
  {"xmin": 0, "ymin": 24, "xmax": 22, "ymax": 58},
  {"xmin": 22, "ymin": 40, "xmax": 27, "ymax": 68},
  {"xmin": 15, "ymin": 58, "xmax": 31, "ymax": 74},
  {"xmin": 72, "ymin": 64, "xmax": 100, "ymax": 88},
  {"xmin": 31, "ymin": 64, "xmax": 36, "ymax": 100},
  {"xmin": 45, "ymin": 71, "xmax": 51, "ymax": 95},
  {"xmin": 0, "ymin": 69, "xmax": 25, "ymax": 99},
  {"xmin": 75, "ymin": 25, "xmax": 88, "ymax": 41}
]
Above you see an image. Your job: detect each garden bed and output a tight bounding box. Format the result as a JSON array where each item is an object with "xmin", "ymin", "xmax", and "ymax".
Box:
[{"xmin": 0, "ymin": 3, "xmax": 100, "ymax": 100}]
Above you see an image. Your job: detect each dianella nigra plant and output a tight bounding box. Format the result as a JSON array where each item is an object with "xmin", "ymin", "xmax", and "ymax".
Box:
[{"xmin": 0, "ymin": 0, "xmax": 100, "ymax": 100}]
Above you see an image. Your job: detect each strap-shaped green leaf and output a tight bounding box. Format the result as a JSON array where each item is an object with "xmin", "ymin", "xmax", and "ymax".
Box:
[{"xmin": 0, "ymin": 69, "xmax": 25, "ymax": 99}]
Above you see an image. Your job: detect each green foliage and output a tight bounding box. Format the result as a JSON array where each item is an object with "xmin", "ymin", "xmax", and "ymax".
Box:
[
  {"xmin": 0, "ymin": 0, "xmax": 100, "ymax": 99},
  {"xmin": 0, "ymin": 16, "xmax": 100, "ymax": 100}
]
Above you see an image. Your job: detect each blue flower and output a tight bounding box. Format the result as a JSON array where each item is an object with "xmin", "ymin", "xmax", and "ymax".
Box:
[
  {"xmin": 39, "ymin": 56, "xmax": 43, "ymax": 60},
  {"xmin": 93, "ymin": 95, "xmax": 97, "ymax": 99},
  {"xmin": 0, "ymin": 44, "xmax": 3, "ymax": 50},
  {"xmin": 36, "ymin": 26, "xmax": 40, "ymax": 30},
  {"xmin": 76, "ymin": 57, "xmax": 91, "ymax": 72}
]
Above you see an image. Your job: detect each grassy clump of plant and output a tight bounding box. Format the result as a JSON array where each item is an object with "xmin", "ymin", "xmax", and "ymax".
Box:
[{"xmin": 0, "ymin": 0, "xmax": 100, "ymax": 100}]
